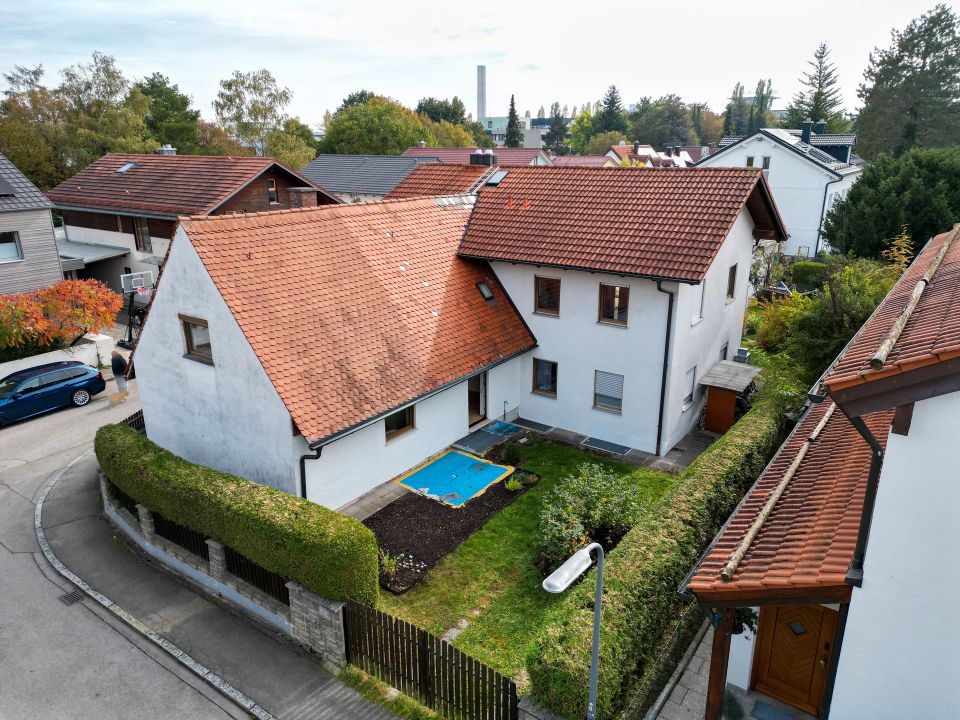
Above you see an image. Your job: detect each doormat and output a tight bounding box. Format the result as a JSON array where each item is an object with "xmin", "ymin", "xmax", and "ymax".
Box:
[{"xmin": 751, "ymin": 700, "xmax": 796, "ymax": 720}]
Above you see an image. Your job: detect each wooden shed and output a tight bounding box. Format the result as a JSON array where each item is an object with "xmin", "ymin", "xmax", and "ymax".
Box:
[{"xmin": 700, "ymin": 361, "xmax": 761, "ymax": 434}]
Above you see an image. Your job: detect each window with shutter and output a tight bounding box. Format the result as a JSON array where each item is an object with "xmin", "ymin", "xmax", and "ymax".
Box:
[
  {"xmin": 594, "ymin": 370, "xmax": 624, "ymax": 412},
  {"xmin": 683, "ymin": 366, "xmax": 697, "ymax": 409}
]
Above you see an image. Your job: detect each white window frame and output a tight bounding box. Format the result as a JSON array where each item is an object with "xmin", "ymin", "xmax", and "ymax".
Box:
[
  {"xmin": 692, "ymin": 280, "xmax": 706, "ymax": 324},
  {"xmin": 682, "ymin": 366, "xmax": 697, "ymax": 411},
  {"xmin": 267, "ymin": 179, "xmax": 279, "ymax": 205},
  {"xmin": 0, "ymin": 231, "xmax": 23, "ymax": 263},
  {"xmin": 593, "ymin": 370, "xmax": 624, "ymax": 414}
]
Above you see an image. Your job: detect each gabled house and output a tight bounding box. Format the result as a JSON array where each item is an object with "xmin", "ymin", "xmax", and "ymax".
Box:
[
  {"xmin": 401, "ymin": 146, "xmax": 552, "ymax": 166},
  {"xmin": 299, "ymin": 154, "xmax": 437, "ymax": 203},
  {"xmin": 549, "ymin": 155, "xmax": 618, "ymax": 168},
  {"xmin": 385, "ymin": 151, "xmax": 501, "ymax": 199},
  {"xmin": 0, "ymin": 153, "xmax": 62, "ymax": 293},
  {"xmin": 47, "ymin": 153, "xmax": 337, "ymax": 291},
  {"xmin": 459, "ymin": 166, "xmax": 787, "ymax": 455},
  {"xmin": 697, "ymin": 122, "xmax": 862, "ymax": 257},
  {"xmin": 687, "ymin": 224, "xmax": 960, "ymax": 720}
]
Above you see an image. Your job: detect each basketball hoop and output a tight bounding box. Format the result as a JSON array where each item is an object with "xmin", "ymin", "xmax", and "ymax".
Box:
[{"xmin": 136, "ymin": 286, "xmax": 149, "ymax": 296}]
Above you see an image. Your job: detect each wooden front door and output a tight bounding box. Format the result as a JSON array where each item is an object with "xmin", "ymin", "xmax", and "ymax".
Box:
[{"xmin": 753, "ymin": 605, "xmax": 838, "ymax": 716}]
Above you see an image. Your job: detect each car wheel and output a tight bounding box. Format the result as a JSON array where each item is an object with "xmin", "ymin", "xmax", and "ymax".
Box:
[{"xmin": 71, "ymin": 389, "xmax": 92, "ymax": 407}]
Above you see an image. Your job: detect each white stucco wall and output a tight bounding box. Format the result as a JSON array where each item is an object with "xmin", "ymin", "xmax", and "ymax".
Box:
[
  {"xmin": 727, "ymin": 612, "xmax": 759, "ymax": 690},
  {"xmin": 135, "ymin": 228, "xmax": 300, "ymax": 495},
  {"xmin": 830, "ymin": 391, "xmax": 960, "ymax": 719},
  {"xmin": 302, "ymin": 356, "xmax": 528, "ymax": 510},
  {"xmin": 64, "ymin": 224, "xmax": 168, "ymax": 291},
  {"xmin": 490, "ymin": 261, "xmax": 672, "ymax": 453},
  {"xmin": 699, "ymin": 136, "xmax": 861, "ymax": 256},
  {"xmin": 663, "ymin": 211, "xmax": 757, "ymax": 451}
]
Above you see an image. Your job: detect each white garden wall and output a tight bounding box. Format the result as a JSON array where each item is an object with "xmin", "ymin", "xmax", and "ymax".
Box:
[{"xmin": 0, "ymin": 333, "xmax": 114, "ymax": 377}]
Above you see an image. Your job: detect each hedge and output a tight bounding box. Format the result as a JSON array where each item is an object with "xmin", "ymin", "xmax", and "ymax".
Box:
[
  {"xmin": 790, "ymin": 260, "xmax": 828, "ymax": 293},
  {"xmin": 95, "ymin": 424, "xmax": 379, "ymax": 605},
  {"xmin": 526, "ymin": 396, "xmax": 787, "ymax": 719}
]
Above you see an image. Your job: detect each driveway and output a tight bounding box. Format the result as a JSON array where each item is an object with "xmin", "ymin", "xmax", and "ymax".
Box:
[{"xmin": 0, "ymin": 380, "xmax": 249, "ymax": 719}]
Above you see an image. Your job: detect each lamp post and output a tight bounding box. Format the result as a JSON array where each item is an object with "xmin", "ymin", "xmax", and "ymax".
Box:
[{"xmin": 542, "ymin": 542, "xmax": 604, "ymax": 720}]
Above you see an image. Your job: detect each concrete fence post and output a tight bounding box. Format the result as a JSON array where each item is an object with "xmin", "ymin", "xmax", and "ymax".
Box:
[
  {"xmin": 98, "ymin": 473, "xmax": 111, "ymax": 507},
  {"xmin": 286, "ymin": 581, "xmax": 346, "ymax": 672},
  {"xmin": 135, "ymin": 504, "xmax": 155, "ymax": 544},
  {"xmin": 205, "ymin": 540, "xmax": 226, "ymax": 582}
]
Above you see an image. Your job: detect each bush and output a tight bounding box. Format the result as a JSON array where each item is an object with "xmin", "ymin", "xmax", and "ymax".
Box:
[
  {"xmin": 502, "ymin": 442, "xmax": 524, "ymax": 467},
  {"xmin": 95, "ymin": 424, "xmax": 378, "ymax": 605},
  {"xmin": 789, "ymin": 260, "xmax": 828, "ymax": 292},
  {"xmin": 527, "ymin": 397, "xmax": 787, "ymax": 719},
  {"xmin": 538, "ymin": 463, "xmax": 647, "ymax": 571}
]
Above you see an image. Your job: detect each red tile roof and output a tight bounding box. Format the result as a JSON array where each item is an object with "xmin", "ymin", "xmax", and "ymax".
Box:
[
  {"xmin": 47, "ymin": 153, "xmax": 335, "ymax": 217},
  {"xmin": 401, "ymin": 147, "xmax": 547, "ymax": 166},
  {"xmin": 179, "ymin": 197, "xmax": 536, "ymax": 443},
  {"xmin": 549, "ymin": 155, "xmax": 614, "ymax": 167},
  {"xmin": 687, "ymin": 402, "xmax": 894, "ymax": 603},
  {"xmin": 384, "ymin": 163, "xmax": 491, "ymax": 199},
  {"xmin": 458, "ymin": 167, "xmax": 786, "ymax": 282},
  {"xmin": 607, "ymin": 144, "xmax": 655, "ymax": 160},
  {"xmin": 825, "ymin": 225, "xmax": 960, "ymax": 391}
]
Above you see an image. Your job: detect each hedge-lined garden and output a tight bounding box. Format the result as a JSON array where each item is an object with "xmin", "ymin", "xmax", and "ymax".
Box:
[
  {"xmin": 526, "ymin": 396, "xmax": 787, "ymax": 719},
  {"xmin": 95, "ymin": 424, "xmax": 379, "ymax": 605}
]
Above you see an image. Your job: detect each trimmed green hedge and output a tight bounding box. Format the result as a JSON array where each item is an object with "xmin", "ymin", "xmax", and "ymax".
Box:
[
  {"xmin": 790, "ymin": 260, "xmax": 828, "ymax": 293},
  {"xmin": 527, "ymin": 397, "xmax": 787, "ymax": 719},
  {"xmin": 95, "ymin": 424, "xmax": 379, "ymax": 605}
]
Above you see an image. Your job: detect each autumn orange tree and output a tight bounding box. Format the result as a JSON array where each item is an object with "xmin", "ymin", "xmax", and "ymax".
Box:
[{"xmin": 0, "ymin": 279, "xmax": 122, "ymax": 356}]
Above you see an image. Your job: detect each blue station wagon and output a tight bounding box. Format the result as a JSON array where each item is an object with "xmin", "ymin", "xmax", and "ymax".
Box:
[{"xmin": 0, "ymin": 361, "xmax": 106, "ymax": 426}]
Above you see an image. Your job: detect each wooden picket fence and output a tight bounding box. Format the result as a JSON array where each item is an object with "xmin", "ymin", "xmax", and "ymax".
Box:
[{"xmin": 344, "ymin": 599, "xmax": 518, "ymax": 720}]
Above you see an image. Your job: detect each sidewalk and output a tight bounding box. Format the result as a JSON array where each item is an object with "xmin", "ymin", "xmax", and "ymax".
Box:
[{"xmin": 41, "ymin": 451, "xmax": 398, "ymax": 720}]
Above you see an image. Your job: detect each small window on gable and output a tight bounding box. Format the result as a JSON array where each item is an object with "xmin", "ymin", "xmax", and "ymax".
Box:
[
  {"xmin": 683, "ymin": 366, "xmax": 697, "ymax": 409},
  {"xmin": 476, "ymin": 282, "xmax": 494, "ymax": 301},
  {"xmin": 267, "ymin": 179, "xmax": 278, "ymax": 204},
  {"xmin": 598, "ymin": 283, "xmax": 629, "ymax": 325},
  {"xmin": 745, "ymin": 156, "xmax": 754, "ymax": 168},
  {"xmin": 532, "ymin": 358, "xmax": 558, "ymax": 396},
  {"xmin": 180, "ymin": 314, "xmax": 213, "ymax": 364},
  {"xmin": 594, "ymin": 370, "xmax": 624, "ymax": 413},
  {"xmin": 385, "ymin": 406, "xmax": 415, "ymax": 441},
  {"xmin": 0, "ymin": 231, "xmax": 23, "ymax": 262},
  {"xmin": 534, "ymin": 276, "xmax": 560, "ymax": 315},
  {"xmin": 726, "ymin": 264, "xmax": 738, "ymax": 301},
  {"xmin": 762, "ymin": 156, "xmax": 771, "ymax": 170}
]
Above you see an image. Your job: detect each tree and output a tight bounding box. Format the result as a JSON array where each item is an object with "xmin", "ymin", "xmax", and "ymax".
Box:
[
  {"xmin": 567, "ymin": 108, "xmax": 594, "ymax": 154},
  {"xmin": 320, "ymin": 97, "xmax": 432, "ymax": 155},
  {"xmin": 748, "ymin": 79, "xmax": 775, "ymax": 134},
  {"xmin": 723, "ymin": 83, "xmax": 750, "ymax": 136},
  {"xmin": 784, "ymin": 44, "xmax": 850, "ymax": 133},
  {"xmin": 337, "ymin": 90, "xmax": 376, "ymax": 114},
  {"xmin": 415, "ymin": 96, "xmax": 466, "ymax": 125},
  {"xmin": 537, "ymin": 105, "xmax": 545, "ymax": 119},
  {"xmin": 213, "ymin": 69, "xmax": 292, "ymax": 153},
  {"xmin": 593, "ymin": 85, "xmax": 627, "ymax": 135},
  {"xmin": 689, "ymin": 103, "xmax": 724, "ymax": 146},
  {"xmin": 542, "ymin": 102, "xmax": 569, "ymax": 154},
  {"xmin": 856, "ymin": 5, "xmax": 960, "ymax": 159},
  {"xmin": 265, "ymin": 118, "xmax": 317, "ymax": 169},
  {"xmin": 629, "ymin": 95, "xmax": 696, "ymax": 147},
  {"xmin": 505, "ymin": 95, "xmax": 523, "ymax": 148},
  {"xmin": 195, "ymin": 120, "xmax": 253, "ymax": 156},
  {"xmin": 563, "ymin": 104, "xmax": 570, "ymax": 117},
  {"xmin": 822, "ymin": 147, "xmax": 960, "ymax": 257},
  {"xmin": 419, "ymin": 116, "xmax": 475, "ymax": 146},
  {"xmin": 585, "ymin": 130, "xmax": 627, "ymax": 156},
  {"xmin": 135, "ymin": 73, "xmax": 200, "ymax": 152},
  {"xmin": 0, "ymin": 65, "xmax": 67, "ymax": 189},
  {"xmin": 463, "ymin": 119, "xmax": 495, "ymax": 148}
]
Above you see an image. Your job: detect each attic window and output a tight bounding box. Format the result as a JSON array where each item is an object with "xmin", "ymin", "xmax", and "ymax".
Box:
[
  {"xmin": 116, "ymin": 162, "xmax": 136, "ymax": 173},
  {"xmin": 0, "ymin": 177, "xmax": 16, "ymax": 196},
  {"xmin": 486, "ymin": 170, "xmax": 508, "ymax": 186},
  {"xmin": 476, "ymin": 282, "xmax": 495, "ymax": 301}
]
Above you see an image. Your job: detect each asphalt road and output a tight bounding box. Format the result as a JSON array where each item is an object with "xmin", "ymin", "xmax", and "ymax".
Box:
[{"xmin": 0, "ymin": 378, "xmax": 250, "ymax": 720}]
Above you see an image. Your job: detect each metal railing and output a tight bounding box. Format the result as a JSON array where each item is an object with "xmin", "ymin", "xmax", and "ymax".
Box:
[{"xmin": 224, "ymin": 546, "xmax": 290, "ymax": 605}]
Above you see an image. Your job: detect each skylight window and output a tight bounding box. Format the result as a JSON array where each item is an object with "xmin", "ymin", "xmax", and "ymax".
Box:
[
  {"xmin": 476, "ymin": 282, "xmax": 494, "ymax": 301},
  {"xmin": 116, "ymin": 162, "xmax": 136, "ymax": 173},
  {"xmin": 486, "ymin": 170, "xmax": 508, "ymax": 186}
]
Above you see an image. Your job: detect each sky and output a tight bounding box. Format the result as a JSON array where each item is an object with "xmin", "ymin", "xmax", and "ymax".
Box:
[{"xmin": 2, "ymin": 0, "xmax": 952, "ymax": 130}]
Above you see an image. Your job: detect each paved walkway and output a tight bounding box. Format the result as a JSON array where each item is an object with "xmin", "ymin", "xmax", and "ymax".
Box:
[{"xmin": 41, "ymin": 448, "xmax": 399, "ymax": 720}]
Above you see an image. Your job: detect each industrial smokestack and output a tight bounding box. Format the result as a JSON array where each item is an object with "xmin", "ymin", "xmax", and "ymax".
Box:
[{"xmin": 477, "ymin": 65, "xmax": 487, "ymax": 119}]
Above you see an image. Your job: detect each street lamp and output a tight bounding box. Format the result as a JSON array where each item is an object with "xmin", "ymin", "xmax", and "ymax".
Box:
[{"xmin": 542, "ymin": 542, "xmax": 604, "ymax": 720}]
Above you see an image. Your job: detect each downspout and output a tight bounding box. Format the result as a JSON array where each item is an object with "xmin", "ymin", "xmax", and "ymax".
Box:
[
  {"xmin": 844, "ymin": 414, "xmax": 884, "ymax": 586},
  {"xmin": 655, "ymin": 280, "xmax": 675, "ymax": 456},
  {"xmin": 299, "ymin": 446, "xmax": 322, "ymax": 499},
  {"xmin": 815, "ymin": 175, "xmax": 843, "ymax": 256}
]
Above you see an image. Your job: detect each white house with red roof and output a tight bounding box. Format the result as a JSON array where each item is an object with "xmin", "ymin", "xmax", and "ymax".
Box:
[
  {"xmin": 686, "ymin": 224, "xmax": 960, "ymax": 720},
  {"xmin": 401, "ymin": 145, "xmax": 552, "ymax": 166}
]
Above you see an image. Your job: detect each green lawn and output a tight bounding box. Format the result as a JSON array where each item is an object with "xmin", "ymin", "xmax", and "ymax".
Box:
[{"xmin": 377, "ymin": 438, "xmax": 675, "ymax": 686}]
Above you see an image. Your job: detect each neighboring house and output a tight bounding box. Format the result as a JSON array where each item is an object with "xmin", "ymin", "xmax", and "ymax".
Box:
[
  {"xmin": 134, "ymin": 197, "xmax": 536, "ymax": 510},
  {"xmin": 686, "ymin": 224, "xmax": 960, "ymax": 720},
  {"xmin": 459, "ymin": 166, "xmax": 787, "ymax": 455},
  {"xmin": 478, "ymin": 116, "xmax": 543, "ymax": 148},
  {"xmin": 47, "ymin": 153, "xmax": 337, "ymax": 292},
  {"xmin": 0, "ymin": 153, "xmax": 63, "ymax": 294},
  {"xmin": 605, "ymin": 142, "xmax": 694, "ymax": 167},
  {"xmin": 299, "ymin": 154, "xmax": 437, "ymax": 203},
  {"xmin": 401, "ymin": 146, "xmax": 553, "ymax": 166},
  {"xmin": 384, "ymin": 157, "xmax": 495, "ymax": 200},
  {"xmin": 133, "ymin": 166, "xmax": 785, "ymax": 511},
  {"xmin": 698, "ymin": 121, "xmax": 862, "ymax": 256},
  {"xmin": 549, "ymin": 155, "xmax": 618, "ymax": 167}
]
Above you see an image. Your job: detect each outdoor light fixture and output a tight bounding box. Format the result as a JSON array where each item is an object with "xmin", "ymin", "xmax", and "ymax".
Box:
[{"xmin": 542, "ymin": 542, "xmax": 604, "ymax": 720}]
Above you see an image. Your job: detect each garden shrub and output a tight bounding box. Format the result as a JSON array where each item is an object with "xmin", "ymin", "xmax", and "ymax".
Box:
[
  {"xmin": 502, "ymin": 442, "xmax": 524, "ymax": 467},
  {"xmin": 95, "ymin": 424, "xmax": 378, "ymax": 605},
  {"xmin": 789, "ymin": 260, "xmax": 828, "ymax": 292},
  {"xmin": 527, "ymin": 396, "xmax": 787, "ymax": 719},
  {"xmin": 537, "ymin": 463, "xmax": 647, "ymax": 571}
]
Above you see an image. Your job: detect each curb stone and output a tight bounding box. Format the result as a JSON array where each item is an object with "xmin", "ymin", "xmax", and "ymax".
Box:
[{"xmin": 34, "ymin": 450, "xmax": 276, "ymax": 720}]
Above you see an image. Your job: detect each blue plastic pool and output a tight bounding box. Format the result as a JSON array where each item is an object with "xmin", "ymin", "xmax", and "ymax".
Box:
[{"xmin": 396, "ymin": 449, "xmax": 513, "ymax": 507}]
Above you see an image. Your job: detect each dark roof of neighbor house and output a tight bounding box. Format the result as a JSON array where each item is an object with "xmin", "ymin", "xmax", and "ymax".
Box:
[
  {"xmin": 401, "ymin": 147, "xmax": 549, "ymax": 166},
  {"xmin": 179, "ymin": 196, "xmax": 537, "ymax": 444},
  {"xmin": 299, "ymin": 154, "xmax": 436, "ymax": 197},
  {"xmin": 384, "ymin": 163, "xmax": 492, "ymax": 199},
  {"xmin": 0, "ymin": 153, "xmax": 54, "ymax": 213},
  {"xmin": 47, "ymin": 153, "xmax": 336, "ymax": 217},
  {"xmin": 680, "ymin": 146, "xmax": 713, "ymax": 163},
  {"xmin": 549, "ymin": 155, "xmax": 613, "ymax": 167},
  {"xmin": 720, "ymin": 131, "xmax": 856, "ymax": 149},
  {"xmin": 709, "ymin": 129, "xmax": 860, "ymax": 175},
  {"xmin": 458, "ymin": 167, "xmax": 787, "ymax": 282}
]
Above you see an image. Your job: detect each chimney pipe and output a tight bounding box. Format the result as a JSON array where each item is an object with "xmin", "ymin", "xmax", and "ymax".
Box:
[
  {"xmin": 815, "ymin": 119, "xmax": 827, "ymax": 135},
  {"xmin": 416, "ymin": 140, "xmax": 427, "ymax": 149},
  {"xmin": 633, "ymin": 141, "xmax": 640, "ymax": 154},
  {"xmin": 157, "ymin": 144, "xmax": 177, "ymax": 156},
  {"xmin": 801, "ymin": 119, "xmax": 813, "ymax": 143}
]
